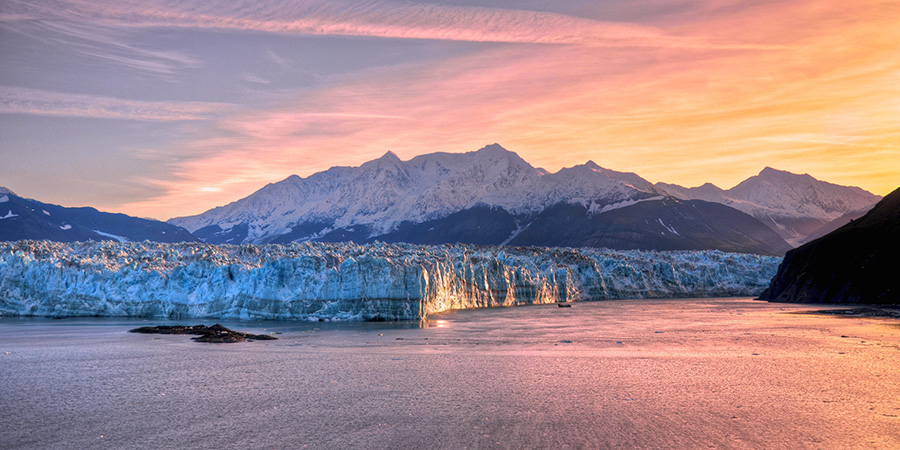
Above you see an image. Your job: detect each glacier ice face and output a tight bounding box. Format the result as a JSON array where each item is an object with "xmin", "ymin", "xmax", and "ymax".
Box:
[{"xmin": 0, "ymin": 240, "xmax": 781, "ymax": 321}]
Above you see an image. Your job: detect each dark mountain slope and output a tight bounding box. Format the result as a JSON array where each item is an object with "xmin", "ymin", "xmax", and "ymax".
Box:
[
  {"xmin": 373, "ymin": 204, "xmax": 518, "ymax": 246},
  {"xmin": 0, "ymin": 191, "xmax": 197, "ymax": 243},
  {"xmin": 508, "ymin": 198, "xmax": 792, "ymax": 256},
  {"xmin": 798, "ymin": 207, "xmax": 873, "ymax": 244},
  {"xmin": 760, "ymin": 187, "xmax": 900, "ymax": 304}
]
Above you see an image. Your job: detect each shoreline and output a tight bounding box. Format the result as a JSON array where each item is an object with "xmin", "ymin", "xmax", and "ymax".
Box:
[{"xmin": 798, "ymin": 306, "xmax": 900, "ymax": 320}]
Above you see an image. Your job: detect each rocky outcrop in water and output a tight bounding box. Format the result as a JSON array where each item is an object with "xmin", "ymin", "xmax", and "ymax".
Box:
[{"xmin": 129, "ymin": 324, "xmax": 277, "ymax": 343}]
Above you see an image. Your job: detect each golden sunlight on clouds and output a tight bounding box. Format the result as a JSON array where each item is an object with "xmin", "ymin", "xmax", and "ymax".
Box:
[{"xmin": 120, "ymin": 0, "xmax": 900, "ymax": 219}]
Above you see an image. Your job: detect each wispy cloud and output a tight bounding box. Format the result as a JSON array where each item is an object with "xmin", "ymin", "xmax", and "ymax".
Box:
[
  {"xmin": 116, "ymin": 0, "xmax": 900, "ymax": 219},
  {"xmin": 5, "ymin": 0, "xmax": 896, "ymax": 219},
  {"xmin": 756, "ymin": 134, "xmax": 864, "ymax": 146},
  {"xmin": 1, "ymin": 6, "xmax": 200, "ymax": 76},
  {"xmin": 1, "ymin": 0, "xmax": 772, "ymax": 49},
  {"xmin": 264, "ymin": 48, "xmax": 293, "ymax": 69},
  {"xmin": 0, "ymin": 86, "xmax": 227, "ymax": 120},
  {"xmin": 241, "ymin": 75, "xmax": 271, "ymax": 85}
]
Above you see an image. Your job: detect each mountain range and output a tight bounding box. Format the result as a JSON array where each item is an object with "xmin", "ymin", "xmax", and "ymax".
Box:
[
  {"xmin": 656, "ymin": 167, "xmax": 879, "ymax": 245},
  {"xmin": 165, "ymin": 144, "xmax": 881, "ymax": 255},
  {"xmin": 0, "ymin": 187, "xmax": 196, "ymax": 243},
  {"xmin": 1, "ymin": 144, "xmax": 881, "ymax": 254}
]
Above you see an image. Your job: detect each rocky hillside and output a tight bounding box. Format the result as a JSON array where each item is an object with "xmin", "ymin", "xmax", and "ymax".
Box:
[{"xmin": 759, "ymin": 187, "xmax": 900, "ymax": 304}]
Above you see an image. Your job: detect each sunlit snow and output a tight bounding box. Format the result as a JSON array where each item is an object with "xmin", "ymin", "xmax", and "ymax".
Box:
[{"xmin": 92, "ymin": 230, "xmax": 129, "ymax": 242}]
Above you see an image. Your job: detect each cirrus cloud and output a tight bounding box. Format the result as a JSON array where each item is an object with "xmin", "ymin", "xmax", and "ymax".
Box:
[
  {"xmin": 0, "ymin": 86, "xmax": 228, "ymax": 121},
  {"xmin": 1, "ymin": 0, "xmax": 774, "ymax": 49}
]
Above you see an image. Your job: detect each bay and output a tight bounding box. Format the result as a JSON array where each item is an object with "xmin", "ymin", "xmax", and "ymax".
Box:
[{"xmin": 1, "ymin": 298, "xmax": 898, "ymax": 449}]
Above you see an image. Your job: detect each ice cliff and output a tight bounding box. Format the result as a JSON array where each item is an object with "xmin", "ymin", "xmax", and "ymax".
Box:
[{"xmin": 0, "ymin": 240, "xmax": 780, "ymax": 321}]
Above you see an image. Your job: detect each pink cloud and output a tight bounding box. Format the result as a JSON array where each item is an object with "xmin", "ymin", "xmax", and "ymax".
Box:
[
  {"xmin": 104, "ymin": 0, "xmax": 900, "ymax": 219},
  {"xmin": 3, "ymin": 0, "xmax": 771, "ymax": 49}
]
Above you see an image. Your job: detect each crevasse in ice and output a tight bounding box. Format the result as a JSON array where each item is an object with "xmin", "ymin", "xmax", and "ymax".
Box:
[{"xmin": 0, "ymin": 240, "xmax": 780, "ymax": 321}]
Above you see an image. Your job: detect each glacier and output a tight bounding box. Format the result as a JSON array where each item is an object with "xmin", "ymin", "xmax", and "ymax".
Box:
[{"xmin": 0, "ymin": 240, "xmax": 781, "ymax": 321}]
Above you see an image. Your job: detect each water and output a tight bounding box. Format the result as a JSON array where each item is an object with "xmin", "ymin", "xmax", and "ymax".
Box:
[{"xmin": 1, "ymin": 298, "xmax": 898, "ymax": 449}]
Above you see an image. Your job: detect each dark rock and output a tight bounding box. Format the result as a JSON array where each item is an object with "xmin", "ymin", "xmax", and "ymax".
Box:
[
  {"xmin": 760, "ymin": 187, "xmax": 900, "ymax": 304},
  {"xmin": 129, "ymin": 324, "xmax": 277, "ymax": 343}
]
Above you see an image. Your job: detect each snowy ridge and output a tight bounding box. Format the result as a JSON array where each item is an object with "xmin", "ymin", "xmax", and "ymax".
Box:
[
  {"xmin": 658, "ymin": 168, "xmax": 880, "ymax": 221},
  {"xmin": 0, "ymin": 240, "xmax": 780, "ymax": 321},
  {"xmin": 170, "ymin": 144, "xmax": 666, "ymax": 243},
  {"xmin": 169, "ymin": 145, "xmax": 877, "ymax": 248},
  {"xmin": 657, "ymin": 167, "xmax": 881, "ymax": 245}
]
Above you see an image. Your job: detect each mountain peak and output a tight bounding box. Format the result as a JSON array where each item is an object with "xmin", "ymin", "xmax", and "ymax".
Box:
[
  {"xmin": 361, "ymin": 150, "xmax": 405, "ymax": 171},
  {"xmin": 379, "ymin": 150, "xmax": 401, "ymax": 161},
  {"xmin": 0, "ymin": 186, "xmax": 16, "ymax": 196},
  {"xmin": 757, "ymin": 167, "xmax": 813, "ymax": 182},
  {"xmin": 697, "ymin": 182, "xmax": 723, "ymax": 192},
  {"xmin": 562, "ymin": 161, "xmax": 607, "ymax": 175},
  {"xmin": 475, "ymin": 143, "xmax": 510, "ymax": 156}
]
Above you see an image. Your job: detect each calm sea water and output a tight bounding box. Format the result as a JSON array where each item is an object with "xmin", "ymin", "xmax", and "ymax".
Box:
[{"xmin": 1, "ymin": 298, "xmax": 898, "ymax": 449}]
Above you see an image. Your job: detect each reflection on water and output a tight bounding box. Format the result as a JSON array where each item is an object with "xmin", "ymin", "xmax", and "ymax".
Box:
[{"xmin": 2, "ymin": 298, "xmax": 899, "ymax": 450}]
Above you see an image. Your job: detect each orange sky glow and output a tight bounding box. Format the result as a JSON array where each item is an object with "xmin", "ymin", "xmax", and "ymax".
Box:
[{"xmin": 2, "ymin": 0, "xmax": 897, "ymax": 220}]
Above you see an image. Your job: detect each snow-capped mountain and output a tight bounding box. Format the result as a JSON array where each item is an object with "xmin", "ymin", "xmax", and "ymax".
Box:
[
  {"xmin": 656, "ymin": 167, "xmax": 882, "ymax": 245},
  {"xmin": 0, "ymin": 188, "xmax": 197, "ymax": 243},
  {"xmin": 170, "ymin": 144, "xmax": 875, "ymax": 255},
  {"xmin": 171, "ymin": 144, "xmax": 670, "ymax": 245},
  {"xmin": 173, "ymin": 145, "xmax": 543, "ymax": 242}
]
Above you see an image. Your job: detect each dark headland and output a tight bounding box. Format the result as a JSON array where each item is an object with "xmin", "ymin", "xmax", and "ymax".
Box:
[{"xmin": 760, "ymin": 186, "xmax": 900, "ymax": 305}]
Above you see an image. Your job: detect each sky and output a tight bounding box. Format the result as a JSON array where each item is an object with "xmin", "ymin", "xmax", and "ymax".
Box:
[{"xmin": 1, "ymin": 0, "xmax": 898, "ymax": 221}]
